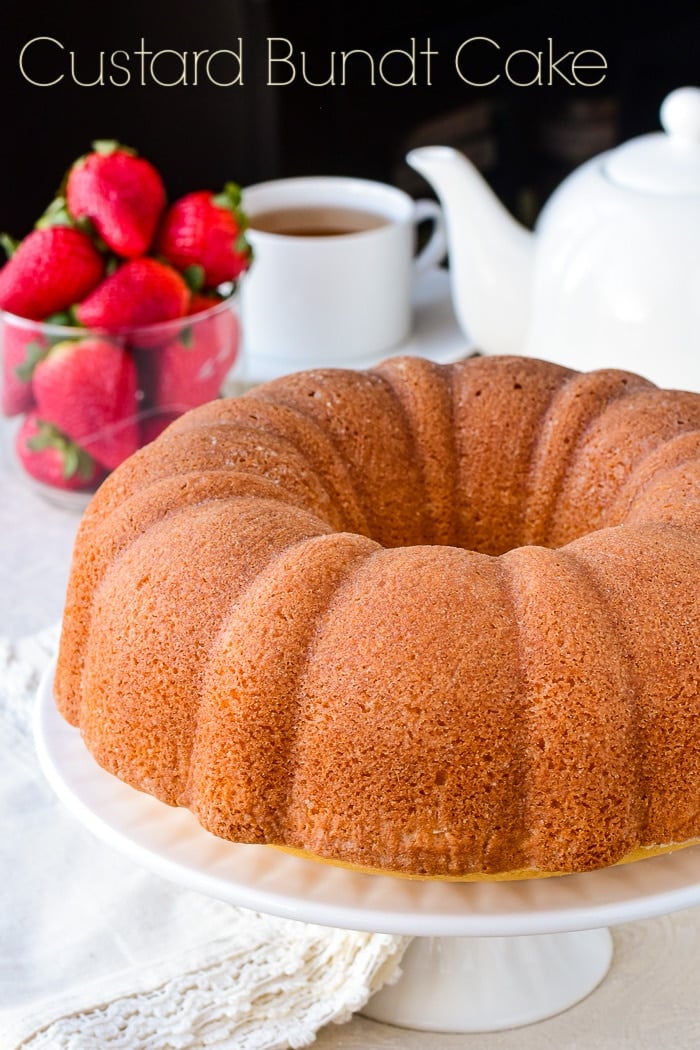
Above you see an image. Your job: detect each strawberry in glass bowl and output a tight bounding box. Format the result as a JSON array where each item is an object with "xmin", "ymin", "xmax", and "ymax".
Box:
[{"xmin": 0, "ymin": 140, "xmax": 251, "ymax": 507}]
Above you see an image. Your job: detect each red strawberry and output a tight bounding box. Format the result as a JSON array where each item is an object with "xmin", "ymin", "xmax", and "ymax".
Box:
[
  {"xmin": 187, "ymin": 292, "xmax": 224, "ymax": 315},
  {"xmin": 139, "ymin": 410, "xmax": 179, "ymax": 446},
  {"xmin": 2, "ymin": 325, "xmax": 49, "ymax": 416},
  {"xmin": 142, "ymin": 304, "xmax": 240, "ymax": 412},
  {"xmin": 0, "ymin": 227, "xmax": 104, "ymax": 321},
  {"xmin": 33, "ymin": 336, "xmax": 140, "ymax": 470},
  {"xmin": 75, "ymin": 258, "xmax": 190, "ymax": 331},
  {"xmin": 15, "ymin": 412, "xmax": 104, "ymax": 491},
  {"xmin": 66, "ymin": 140, "xmax": 166, "ymax": 258},
  {"xmin": 155, "ymin": 183, "xmax": 252, "ymax": 288}
]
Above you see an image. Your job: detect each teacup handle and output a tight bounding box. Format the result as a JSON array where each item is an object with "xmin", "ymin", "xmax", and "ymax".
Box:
[{"xmin": 412, "ymin": 198, "xmax": 447, "ymax": 274}]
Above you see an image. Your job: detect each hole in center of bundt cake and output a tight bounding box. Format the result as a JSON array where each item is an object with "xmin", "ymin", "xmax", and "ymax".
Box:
[{"xmin": 367, "ymin": 464, "xmax": 572, "ymax": 557}]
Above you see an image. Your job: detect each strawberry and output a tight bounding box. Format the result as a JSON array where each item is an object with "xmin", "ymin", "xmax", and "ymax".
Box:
[
  {"xmin": 65, "ymin": 140, "xmax": 166, "ymax": 258},
  {"xmin": 2, "ymin": 326, "xmax": 49, "ymax": 416},
  {"xmin": 74, "ymin": 258, "xmax": 190, "ymax": 331},
  {"xmin": 139, "ymin": 410, "xmax": 179, "ymax": 446},
  {"xmin": 33, "ymin": 337, "xmax": 140, "ymax": 470},
  {"xmin": 187, "ymin": 291, "xmax": 225, "ymax": 315},
  {"xmin": 155, "ymin": 183, "xmax": 252, "ymax": 288},
  {"xmin": 0, "ymin": 226, "xmax": 104, "ymax": 321},
  {"xmin": 15, "ymin": 412, "xmax": 104, "ymax": 491},
  {"xmin": 141, "ymin": 304, "xmax": 240, "ymax": 412}
]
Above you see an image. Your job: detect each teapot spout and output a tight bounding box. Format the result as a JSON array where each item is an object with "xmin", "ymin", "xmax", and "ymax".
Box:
[{"xmin": 406, "ymin": 146, "xmax": 534, "ymax": 355}]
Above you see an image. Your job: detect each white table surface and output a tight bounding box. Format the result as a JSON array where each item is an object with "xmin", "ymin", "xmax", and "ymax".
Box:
[{"xmin": 3, "ymin": 415, "xmax": 700, "ymax": 1049}]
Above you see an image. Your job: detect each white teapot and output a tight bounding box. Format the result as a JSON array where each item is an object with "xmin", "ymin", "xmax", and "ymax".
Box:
[{"xmin": 406, "ymin": 87, "xmax": 700, "ymax": 392}]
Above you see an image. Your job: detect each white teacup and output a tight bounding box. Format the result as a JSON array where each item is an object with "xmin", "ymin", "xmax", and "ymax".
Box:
[{"xmin": 239, "ymin": 175, "xmax": 446, "ymax": 379}]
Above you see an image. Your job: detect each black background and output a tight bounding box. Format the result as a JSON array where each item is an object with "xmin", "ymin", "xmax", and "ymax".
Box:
[{"xmin": 2, "ymin": 0, "xmax": 698, "ymax": 238}]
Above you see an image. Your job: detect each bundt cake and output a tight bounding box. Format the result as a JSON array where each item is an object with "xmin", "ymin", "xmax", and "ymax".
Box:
[{"xmin": 54, "ymin": 354, "xmax": 700, "ymax": 879}]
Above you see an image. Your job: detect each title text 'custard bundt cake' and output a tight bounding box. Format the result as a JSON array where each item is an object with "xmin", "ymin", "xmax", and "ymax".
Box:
[{"xmin": 54, "ymin": 355, "xmax": 700, "ymax": 878}]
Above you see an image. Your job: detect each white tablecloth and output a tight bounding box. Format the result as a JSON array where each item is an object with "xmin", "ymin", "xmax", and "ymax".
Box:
[{"xmin": 2, "ymin": 417, "xmax": 700, "ymax": 1049}]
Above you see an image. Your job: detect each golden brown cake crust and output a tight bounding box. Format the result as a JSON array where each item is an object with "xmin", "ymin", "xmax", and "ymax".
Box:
[{"xmin": 54, "ymin": 355, "xmax": 700, "ymax": 878}]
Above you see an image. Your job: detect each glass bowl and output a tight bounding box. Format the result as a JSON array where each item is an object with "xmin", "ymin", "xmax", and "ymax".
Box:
[{"xmin": 1, "ymin": 294, "xmax": 242, "ymax": 508}]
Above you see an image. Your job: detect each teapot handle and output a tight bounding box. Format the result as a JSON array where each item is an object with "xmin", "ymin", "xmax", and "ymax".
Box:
[{"xmin": 412, "ymin": 198, "xmax": 448, "ymax": 275}]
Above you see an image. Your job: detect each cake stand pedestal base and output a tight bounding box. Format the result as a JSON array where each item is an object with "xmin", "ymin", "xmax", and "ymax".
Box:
[{"xmin": 363, "ymin": 927, "xmax": 613, "ymax": 1033}]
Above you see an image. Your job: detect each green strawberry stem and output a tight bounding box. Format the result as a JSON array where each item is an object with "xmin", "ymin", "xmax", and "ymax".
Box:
[
  {"xmin": 15, "ymin": 340, "xmax": 50, "ymax": 383},
  {"xmin": 210, "ymin": 183, "xmax": 253, "ymax": 268},
  {"xmin": 182, "ymin": 264, "xmax": 206, "ymax": 293},
  {"xmin": 0, "ymin": 232, "xmax": 19, "ymax": 259},
  {"xmin": 27, "ymin": 419, "xmax": 97, "ymax": 480},
  {"xmin": 35, "ymin": 196, "xmax": 75, "ymax": 230},
  {"xmin": 212, "ymin": 182, "xmax": 250, "ymax": 229},
  {"xmin": 178, "ymin": 324, "xmax": 195, "ymax": 349},
  {"xmin": 212, "ymin": 182, "xmax": 243, "ymax": 212},
  {"xmin": 44, "ymin": 310, "xmax": 79, "ymax": 327},
  {"xmin": 35, "ymin": 196, "xmax": 116, "ymax": 261},
  {"xmin": 235, "ymin": 231, "xmax": 252, "ymax": 257},
  {"xmin": 91, "ymin": 139, "xmax": 137, "ymax": 157}
]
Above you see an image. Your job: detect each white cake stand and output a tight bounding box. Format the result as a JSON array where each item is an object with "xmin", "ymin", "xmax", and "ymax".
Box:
[{"xmin": 34, "ymin": 663, "xmax": 700, "ymax": 1034}]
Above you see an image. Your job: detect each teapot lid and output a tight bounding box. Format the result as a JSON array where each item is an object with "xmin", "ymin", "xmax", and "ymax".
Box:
[{"xmin": 604, "ymin": 86, "xmax": 700, "ymax": 195}]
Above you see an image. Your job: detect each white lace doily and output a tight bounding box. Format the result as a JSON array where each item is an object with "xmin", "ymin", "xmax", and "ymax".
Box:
[{"xmin": 0, "ymin": 628, "xmax": 408, "ymax": 1050}]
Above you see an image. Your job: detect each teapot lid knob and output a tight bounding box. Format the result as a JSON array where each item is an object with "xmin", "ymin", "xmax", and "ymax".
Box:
[
  {"xmin": 660, "ymin": 87, "xmax": 700, "ymax": 142},
  {"xmin": 604, "ymin": 85, "xmax": 700, "ymax": 195}
]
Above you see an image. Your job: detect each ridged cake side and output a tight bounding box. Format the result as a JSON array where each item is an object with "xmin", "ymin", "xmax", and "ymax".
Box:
[{"xmin": 54, "ymin": 354, "xmax": 700, "ymax": 876}]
